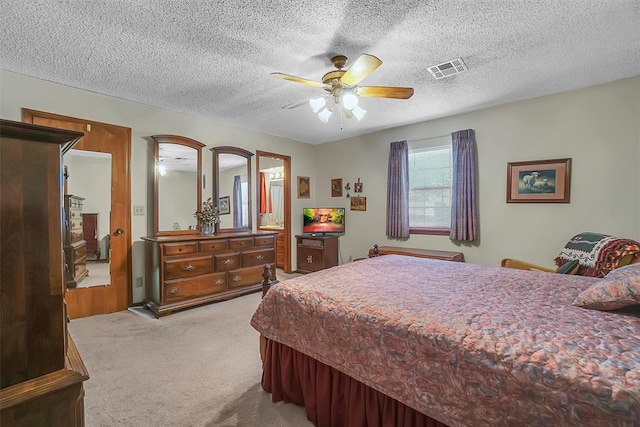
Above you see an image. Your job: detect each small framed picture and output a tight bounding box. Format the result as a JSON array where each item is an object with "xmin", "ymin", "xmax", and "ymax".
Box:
[
  {"xmin": 297, "ymin": 176, "xmax": 310, "ymax": 199},
  {"xmin": 354, "ymin": 178, "xmax": 363, "ymax": 193},
  {"xmin": 219, "ymin": 196, "xmax": 230, "ymax": 214},
  {"xmin": 506, "ymin": 158, "xmax": 571, "ymax": 203},
  {"xmin": 331, "ymin": 178, "xmax": 343, "ymax": 197},
  {"xmin": 350, "ymin": 196, "xmax": 366, "ymax": 211}
]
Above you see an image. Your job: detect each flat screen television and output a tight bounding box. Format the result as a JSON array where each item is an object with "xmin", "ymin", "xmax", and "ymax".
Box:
[{"xmin": 303, "ymin": 207, "xmax": 345, "ymax": 235}]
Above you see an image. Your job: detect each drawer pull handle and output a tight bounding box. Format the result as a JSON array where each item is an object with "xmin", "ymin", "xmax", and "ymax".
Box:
[
  {"xmin": 184, "ymin": 264, "xmax": 196, "ymax": 271},
  {"xmin": 307, "ymin": 255, "xmax": 313, "ymax": 264},
  {"xmin": 214, "ymin": 279, "xmax": 224, "ymax": 285},
  {"xmin": 256, "ymin": 255, "xmax": 264, "ymax": 260},
  {"xmin": 224, "ymin": 259, "xmax": 233, "ymax": 266},
  {"xmin": 232, "ymin": 275, "xmax": 241, "ymax": 282},
  {"xmin": 170, "ymin": 287, "xmax": 181, "ymax": 294}
]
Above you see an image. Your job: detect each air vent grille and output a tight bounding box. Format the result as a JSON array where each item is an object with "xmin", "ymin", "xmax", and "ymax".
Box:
[{"xmin": 428, "ymin": 58, "xmax": 468, "ymax": 80}]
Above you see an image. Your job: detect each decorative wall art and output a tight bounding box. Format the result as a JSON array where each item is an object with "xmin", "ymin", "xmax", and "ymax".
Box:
[
  {"xmin": 506, "ymin": 158, "xmax": 571, "ymax": 203},
  {"xmin": 218, "ymin": 196, "xmax": 230, "ymax": 214},
  {"xmin": 354, "ymin": 177, "xmax": 363, "ymax": 193},
  {"xmin": 297, "ymin": 176, "xmax": 310, "ymax": 199},
  {"xmin": 331, "ymin": 178, "xmax": 343, "ymax": 197},
  {"xmin": 350, "ymin": 196, "xmax": 366, "ymax": 211}
]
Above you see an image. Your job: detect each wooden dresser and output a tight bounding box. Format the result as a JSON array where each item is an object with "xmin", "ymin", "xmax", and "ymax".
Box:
[
  {"xmin": 64, "ymin": 195, "xmax": 88, "ymax": 288},
  {"xmin": 142, "ymin": 231, "xmax": 278, "ymax": 317},
  {"xmin": 296, "ymin": 234, "xmax": 339, "ymax": 273},
  {"xmin": 1, "ymin": 119, "xmax": 89, "ymax": 426}
]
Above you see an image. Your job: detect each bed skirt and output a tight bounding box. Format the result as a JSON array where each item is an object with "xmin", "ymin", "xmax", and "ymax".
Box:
[{"xmin": 262, "ymin": 339, "xmax": 448, "ymax": 427}]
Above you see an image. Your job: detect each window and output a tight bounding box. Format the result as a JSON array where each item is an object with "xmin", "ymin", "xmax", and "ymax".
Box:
[{"xmin": 408, "ymin": 142, "xmax": 452, "ymax": 234}]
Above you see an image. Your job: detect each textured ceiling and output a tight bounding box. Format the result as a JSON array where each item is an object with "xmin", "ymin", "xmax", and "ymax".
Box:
[{"xmin": 1, "ymin": 1, "xmax": 639, "ymax": 144}]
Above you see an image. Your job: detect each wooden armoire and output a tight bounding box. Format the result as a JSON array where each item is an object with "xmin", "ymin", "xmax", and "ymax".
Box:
[{"xmin": 0, "ymin": 119, "xmax": 89, "ymax": 426}]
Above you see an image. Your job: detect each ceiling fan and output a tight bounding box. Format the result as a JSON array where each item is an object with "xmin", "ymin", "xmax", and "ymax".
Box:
[{"xmin": 272, "ymin": 54, "xmax": 414, "ymax": 122}]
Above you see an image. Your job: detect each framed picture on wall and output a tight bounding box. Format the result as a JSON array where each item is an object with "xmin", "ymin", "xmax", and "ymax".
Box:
[
  {"xmin": 350, "ymin": 196, "xmax": 366, "ymax": 211},
  {"xmin": 506, "ymin": 158, "xmax": 571, "ymax": 203},
  {"xmin": 218, "ymin": 196, "xmax": 230, "ymax": 214},
  {"xmin": 297, "ymin": 176, "xmax": 310, "ymax": 199},
  {"xmin": 331, "ymin": 178, "xmax": 343, "ymax": 197}
]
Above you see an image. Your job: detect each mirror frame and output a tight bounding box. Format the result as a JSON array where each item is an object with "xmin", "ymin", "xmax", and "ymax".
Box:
[
  {"xmin": 151, "ymin": 134, "xmax": 205, "ymax": 236},
  {"xmin": 212, "ymin": 146, "xmax": 254, "ymax": 233}
]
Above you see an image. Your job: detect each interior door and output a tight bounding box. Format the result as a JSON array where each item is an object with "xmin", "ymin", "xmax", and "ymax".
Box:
[{"xmin": 22, "ymin": 109, "xmax": 132, "ymax": 318}]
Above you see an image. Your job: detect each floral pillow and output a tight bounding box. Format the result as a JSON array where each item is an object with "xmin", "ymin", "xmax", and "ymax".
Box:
[{"xmin": 572, "ymin": 263, "xmax": 640, "ymax": 310}]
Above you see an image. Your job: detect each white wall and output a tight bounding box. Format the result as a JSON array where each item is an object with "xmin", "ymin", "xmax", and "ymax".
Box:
[
  {"xmin": 1, "ymin": 69, "xmax": 318, "ymax": 303},
  {"xmin": 316, "ymin": 77, "xmax": 640, "ymax": 268}
]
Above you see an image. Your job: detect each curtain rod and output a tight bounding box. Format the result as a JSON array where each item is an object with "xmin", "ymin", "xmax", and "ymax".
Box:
[{"xmin": 407, "ymin": 134, "xmax": 451, "ymax": 143}]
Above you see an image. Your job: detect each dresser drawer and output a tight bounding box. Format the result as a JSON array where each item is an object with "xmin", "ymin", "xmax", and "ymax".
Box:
[
  {"xmin": 72, "ymin": 241, "xmax": 86, "ymax": 260},
  {"xmin": 69, "ymin": 217, "xmax": 83, "ymax": 231},
  {"xmin": 164, "ymin": 272, "xmax": 227, "ymax": 303},
  {"xmin": 227, "ymin": 265, "xmax": 273, "ymax": 289},
  {"xmin": 164, "ymin": 255, "xmax": 213, "ymax": 280},
  {"xmin": 214, "ymin": 253, "xmax": 242, "ymax": 271},
  {"xmin": 229, "ymin": 237, "xmax": 254, "ymax": 250},
  {"xmin": 163, "ymin": 242, "xmax": 198, "ymax": 256},
  {"xmin": 242, "ymin": 248, "xmax": 274, "ymax": 267},
  {"xmin": 199, "ymin": 239, "xmax": 229, "ymax": 253},
  {"xmin": 254, "ymin": 236, "xmax": 275, "ymax": 247}
]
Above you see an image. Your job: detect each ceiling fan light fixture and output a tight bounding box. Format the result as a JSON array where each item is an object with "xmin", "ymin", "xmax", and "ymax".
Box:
[
  {"xmin": 352, "ymin": 105, "xmax": 367, "ymax": 121},
  {"xmin": 309, "ymin": 97, "xmax": 326, "ymax": 113},
  {"xmin": 342, "ymin": 90, "xmax": 358, "ymax": 111},
  {"xmin": 317, "ymin": 107, "xmax": 333, "ymax": 123}
]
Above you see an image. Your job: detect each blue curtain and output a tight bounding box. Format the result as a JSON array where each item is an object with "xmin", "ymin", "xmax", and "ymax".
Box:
[
  {"xmin": 233, "ymin": 175, "xmax": 242, "ymax": 228},
  {"xmin": 450, "ymin": 129, "xmax": 478, "ymax": 241},
  {"xmin": 386, "ymin": 141, "xmax": 410, "ymax": 238}
]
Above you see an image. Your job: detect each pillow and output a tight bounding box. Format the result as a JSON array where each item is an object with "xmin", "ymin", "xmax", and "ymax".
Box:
[
  {"xmin": 556, "ymin": 259, "xmax": 579, "ymax": 274},
  {"xmin": 554, "ymin": 232, "xmax": 640, "ymax": 277},
  {"xmin": 572, "ymin": 263, "xmax": 640, "ymax": 310}
]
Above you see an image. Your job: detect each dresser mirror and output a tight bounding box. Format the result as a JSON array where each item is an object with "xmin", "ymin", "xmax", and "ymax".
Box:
[
  {"xmin": 152, "ymin": 135, "xmax": 205, "ymax": 236},
  {"xmin": 212, "ymin": 146, "xmax": 253, "ymax": 233},
  {"xmin": 63, "ymin": 149, "xmax": 112, "ymax": 289}
]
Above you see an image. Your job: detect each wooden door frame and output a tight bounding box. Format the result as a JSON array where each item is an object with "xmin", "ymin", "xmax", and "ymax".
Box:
[
  {"xmin": 21, "ymin": 109, "xmax": 132, "ymax": 316},
  {"xmin": 256, "ymin": 151, "xmax": 292, "ymax": 273}
]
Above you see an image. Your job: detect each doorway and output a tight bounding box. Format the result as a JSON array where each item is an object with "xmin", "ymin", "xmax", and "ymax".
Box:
[
  {"xmin": 256, "ymin": 151, "xmax": 292, "ymax": 273},
  {"xmin": 22, "ymin": 109, "xmax": 132, "ymax": 318}
]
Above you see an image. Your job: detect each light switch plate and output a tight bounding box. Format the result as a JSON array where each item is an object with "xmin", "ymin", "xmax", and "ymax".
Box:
[{"xmin": 133, "ymin": 205, "xmax": 144, "ymax": 215}]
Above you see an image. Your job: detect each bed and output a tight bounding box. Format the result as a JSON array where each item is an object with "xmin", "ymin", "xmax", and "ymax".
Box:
[{"xmin": 251, "ymin": 255, "xmax": 640, "ymax": 426}]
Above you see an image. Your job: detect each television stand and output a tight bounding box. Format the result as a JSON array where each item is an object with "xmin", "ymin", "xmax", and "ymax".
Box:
[{"xmin": 295, "ymin": 234, "xmax": 339, "ymax": 273}]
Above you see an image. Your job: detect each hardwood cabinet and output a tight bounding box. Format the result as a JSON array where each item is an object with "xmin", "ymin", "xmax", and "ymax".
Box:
[
  {"xmin": 142, "ymin": 231, "xmax": 278, "ymax": 318},
  {"xmin": 296, "ymin": 234, "xmax": 339, "ymax": 273},
  {"xmin": 64, "ymin": 195, "xmax": 88, "ymax": 288},
  {"xmin": 0, "ymin": 119, "xmax": 88, "ymax": 426}
]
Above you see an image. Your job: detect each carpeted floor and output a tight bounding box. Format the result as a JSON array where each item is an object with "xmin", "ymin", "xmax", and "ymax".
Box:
[{"xmin": 69, "ymin": 282, "xmax": 313, "ymax": 426}]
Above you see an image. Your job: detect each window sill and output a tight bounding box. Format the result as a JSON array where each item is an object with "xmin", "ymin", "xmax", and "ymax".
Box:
[{"xmin": 409, "ymin": 227, "xmax": 450, "ymax": 236}]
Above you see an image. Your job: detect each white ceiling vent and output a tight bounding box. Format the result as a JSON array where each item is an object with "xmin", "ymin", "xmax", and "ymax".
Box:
[{"xmin": 428, "ymin": 58, "xmax": 468, "ymax": 79}]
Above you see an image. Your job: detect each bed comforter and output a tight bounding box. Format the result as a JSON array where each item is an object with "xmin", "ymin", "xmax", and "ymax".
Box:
[{"xmin": 251, "ymin": 255, "xmax": 640, "ymax": 426}]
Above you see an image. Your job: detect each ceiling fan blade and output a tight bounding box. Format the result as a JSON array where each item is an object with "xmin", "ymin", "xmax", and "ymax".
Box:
[
  {"xmin": 271, "ymin": 72, "xmax": 327, "ymax": 89},
  {"xmin": 340, "ymin": 54, "xmax": 382, "ymax": 86},
  {"xmin": 357, "ymin": 86, "xmax": 414, "ymax": 99}
]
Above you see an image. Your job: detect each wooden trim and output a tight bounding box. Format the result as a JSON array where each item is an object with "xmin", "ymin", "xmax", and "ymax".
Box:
[
  {"xmin": 409, "ymin": 227, "xmax": 450, "ymax": 236},
  {"xmin": 256, "ymin": 150, "xmax": 292, "ymax": 273},
  {"xmin": 0, "ymin": 337, "xmax": 89, "ymax": 411}
]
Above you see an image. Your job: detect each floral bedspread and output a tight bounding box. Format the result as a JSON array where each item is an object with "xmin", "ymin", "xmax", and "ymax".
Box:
[{"xmin": 250, "ymin": 255, "xmax": 640, "ymax": 426}]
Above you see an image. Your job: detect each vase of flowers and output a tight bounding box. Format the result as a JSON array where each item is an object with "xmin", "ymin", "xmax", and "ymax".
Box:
[{"xmin": 194, "ymin": 197, "xmax": 220, "ymax": 236}]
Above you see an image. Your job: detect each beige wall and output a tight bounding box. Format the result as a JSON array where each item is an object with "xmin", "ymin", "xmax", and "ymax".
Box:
[
  {"xmin": 316, "ymin": 77, "xmax": 640, "ymax": 268},
  {"xmin": 1, "ymin": 69, "xmax": 317, "ymax": 303},
  {"xmin": 2, "ymin": 70, "xmax": 638, "ymax": 301}
]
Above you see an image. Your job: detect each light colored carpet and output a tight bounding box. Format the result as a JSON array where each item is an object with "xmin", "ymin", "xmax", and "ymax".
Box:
[{"xmin": 69, "ymin": 286, "xmax": 313, "ymax": 426}]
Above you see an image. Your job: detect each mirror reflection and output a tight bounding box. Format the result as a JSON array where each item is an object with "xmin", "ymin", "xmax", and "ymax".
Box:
[
  {"xmin": 152, "ymin": 134, "xmax": 204, "ymax": 236},
  {"xmin": 63, "ymin": 149, "xmax": 112, "ymax": 289},
  {"xmin": 258, "ymin": 157, "xmax": 285, "ymax": 228},
  {"xmin": 158, "ymin": 143, "xmax": 198, "ymax": 231},
  {"xmin": 212, "ymin": 146, "xmax": 253, "ymax": 233},
  {"xmin": 217, "ymin": 153, "xmax": 250, "ymax": 229}
]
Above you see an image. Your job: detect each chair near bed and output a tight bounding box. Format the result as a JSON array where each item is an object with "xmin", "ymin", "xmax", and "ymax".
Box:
[{"xmin": 501, "ymin": 231, "xmax": 640, "ymax": 276}]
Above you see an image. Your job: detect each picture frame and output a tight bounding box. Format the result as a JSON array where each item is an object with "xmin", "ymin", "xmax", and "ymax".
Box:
[
  {"xmin": 354, "ymin": 178, "xmax": 363, "ymax": 193},
  {"xmin": 350, "ymin": 196, "xmax": 366, "ymax": 211},
  {"xmin": 297, "ymin": 176, "xmax": 310, "ymax": 199},
  {"xmin": 506, "ymin": 158, "xmax": 571, "ymax": 203},
  {"xmin": 331, "ymin": 178, "xmax": 343, "ymax": 197},
  {"xmin": 218, "ymin": 196, "xmax": 230, "ymax": 214}
]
